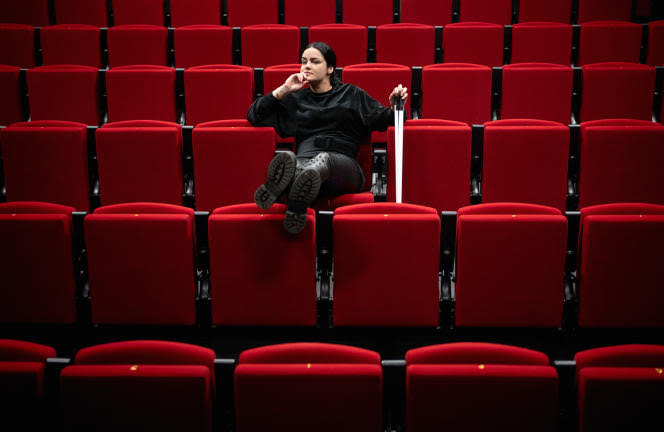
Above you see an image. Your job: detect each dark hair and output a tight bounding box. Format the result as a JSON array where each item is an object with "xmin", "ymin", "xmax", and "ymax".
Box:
[{"xmin": 302, "ymin": 41, "xmax": 341, "ymax": 86}]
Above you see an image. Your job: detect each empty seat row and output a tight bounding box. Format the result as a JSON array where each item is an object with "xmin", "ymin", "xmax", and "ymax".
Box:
[
  {"xmin": 3, "ymin": 20, "xmax": 664, "ymax": 69},
  {"xmin": 1, "ymin": 201, "xmax": 663, "ymax": 328},
  {"xmin": 2, "ymin": 339, "xmax": 663, "ymax": 431},
  {"xmin": 0, "ymin": 0, "xmax": 656, "ymax": 27}
]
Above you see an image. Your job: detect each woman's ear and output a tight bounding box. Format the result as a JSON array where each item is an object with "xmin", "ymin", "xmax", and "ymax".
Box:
[{"xmin": 328, "ymin": 66, "xmax": 334, "ymax": 76}]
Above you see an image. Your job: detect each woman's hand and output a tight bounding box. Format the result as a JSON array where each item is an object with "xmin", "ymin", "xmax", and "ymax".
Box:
[
  {"xmin": 389, "ymin": 84, "xmax": 408, "ymax": 108},
  {"xmin": 273, "ymin": 73, "xmax": 308, "ymax": 100}
]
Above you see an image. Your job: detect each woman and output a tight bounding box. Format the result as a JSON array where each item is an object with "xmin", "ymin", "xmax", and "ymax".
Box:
[{"xmin": 248, "ymin": 42, "xmax": 408, "ymax": 234}]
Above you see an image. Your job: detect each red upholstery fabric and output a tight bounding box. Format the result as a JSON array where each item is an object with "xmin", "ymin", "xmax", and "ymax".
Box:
[
  {"xmin": 578, "ymin": 120, "xmax": 664, "ymax": 208},
  {"xmin": 0, "ymin": 0, "xmax": 49, "ymax": 26},
  {"xmin": 0, "ymin": 339, "xmax": 56, "ymax": 362},
  {"xmin": 313, "ymin": 191, "xmax": 374, "ymax": 211},
  {"xmin": 262, "ymin": 64, "xmax": 298, "ymax": 147},
  {"xmin": 575, "ymin": 345, "xmax": 664, "ymax": 432},
  {"xmin": 0, "ymin": 65, "xmax": 23, "ymax": 125},
  {"xmin": 578, "ymin": 0, "xmax": 632, "ymax": 23},
  {"xmin": 421, "ymin": 63, "xmax": 492, "ymax": 125},
  {"xmin": 308, "ymin": 24, "xmax": 368, "ymax": 67},
  {"xmin": 0, "ymin": 24, "xmax": 35, "ymax": 68},
  {"xmin": 106, "ymin": 65, "xmax": 176, "ymax": 122},
  {"xmin": 174, "ymin": 25, "xmax": 233, "ymax": 68},
  {"xmin": 170, "ymin": 0, "xmax": 220, "ymax": 27},
  {"xmin": 343, "ymin": 0, "xmax": 394, "ymax": 26},
  {"xmin": 208, "ymin": 204, "xmax": 317, "ymax": 325},
  {"xmin": 406, "ymin": 342, "xmax": 551, "ymax": 365},
  {"xmin": 518, "ymin": 0, "xmax": 572, "ymax": 23},
  {"xmin": 342, "ymin": 63, "xmax": 411, "ymax": 143},
  {"xmin": 235, "ymin": 343, "xmax": 382, "ymax": 432},
  {"xmin": 511, "ymin": 22, "xmax": 573, "ymax": 65},
  {"xmin": 459, "ymin": 0, "xmax": 512, "ymax": 25},
  {"xmin": 647, "ymin": 20, "xmax": 664, "ymax": 66},
  {"xmin": 578, "ymin": 204, "xmax": 664, "ymax": 327},
  {"xmin": 501, "ymin": 63, "xmax": 573, "ymax": 124},
  {"xmin": 27, "ymin": 65, "xmax": 101, "ymax": 125},
  {"xmin": 376, "ymin": 24, "xmax": 435, "ymax": 66},
  {"xmin": 636, "ymin": 0, "xmax": 652, "ymax": 17},
  {"xmin": 284, "ymin": 0, "xmax": 336, "ymax": 26},
  {"xmin": 579, "ymin": 202, "xmax": 664, "ymax": 228},
  {"xmin": 333, "ymin": 203, "xmax": 440, "ymax": 326},
  {"xmin": 0, "ymin": 202, "xmax": 77, "ymax": 323},
  {"xmin": 96, "ymin": 121, "xmax": 183, "ymax": 205},
  {"xmin": 458, "ymin": 202, "xmax": 563, "ymax": 216},
  {"xmin": 1, "ymin": 121, "xmax": 89, "ymax": 210},
  {"xmin": 455, "ymin": 203, "xmax": 567, "ymax": 327},
  {"xmin": 227, "ymin": 0, "xmax": 278, "ymax": 26},
  {"xmin": 400, "ymin": 0, "xmax": 453, "ymax": 26},
  {"xmin": 192, "ymin": 125, "xmax": 275, "ymax": 210},
  {"xmin": 482, "ymin": 119, "xmax": 569, "ymax": 211},
  {"xmin": 111, "ymin": 0, "xmax": 165, "ymax": 26},
  {"xmin": 443, "ymin": 22, "xmax": 504, "ymax": 67},
  {"xmin": 580, "ymin": 62, "xmax": 655, "ymax": 122},
  {"xmin": 85, "ymin": 204, "xmax": 196, "ymax": 324},
  {"xmin": 578, "ymin": 21, "xmax": 642, "ymax": 66},
  {"xmin": 40, "ymin": 24, "xmax": 102, "ymax": 68},
  {"xmin": 54, "ymin": 0, "xmax": 108, "ymax": 26},
  {"xmin": 241, "ymin": 24, "xmax": 300, "ymax": 68},
  {"xmin": 387, "ymin": 119, "xmax": 471, "ymax": 211},
  {"xmin": 107, "ymin": 25, "xmax": 168, "ymax": 67},
  {"xmin": 184, "ymin": 65, "xmax": 254, "ymax": 125}
]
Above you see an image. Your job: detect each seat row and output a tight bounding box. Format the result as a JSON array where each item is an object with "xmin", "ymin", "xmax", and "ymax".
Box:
[
  {"xmin": 2, "ymin": 339, "xmax": 663, "ymax": 431},
  {"xmin": 2, "ymin": 20, "xmax": 664, "ymax": 69},
  {"xmin": 1, "ymin": 201, "xmax": 663, "ymax": 329},
  {"xmin": 1, "ymin": 62, "xmax": 661, "ymax": 129},
  {"xmin": 0, "ymin": 0, "xmax": 656, "ymax": 27}
]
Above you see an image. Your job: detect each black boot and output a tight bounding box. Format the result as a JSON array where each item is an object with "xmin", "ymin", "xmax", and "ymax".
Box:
[
  {"xmin": 284, "ymin": 152, "xmax": 330, "ymax": 234},
  {"xmin": 254, "ymin": 151, "xmax": 297, "ymax": 209}
]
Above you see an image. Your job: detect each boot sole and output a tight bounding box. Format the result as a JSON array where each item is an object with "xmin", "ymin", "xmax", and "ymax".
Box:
[
  {"xmin": 254, "ymin": 152, "xmax": 296, "ymax": 209},
  {"xmin": 284, "ymin": 169, "xmax": 321, "ymax": 234}
]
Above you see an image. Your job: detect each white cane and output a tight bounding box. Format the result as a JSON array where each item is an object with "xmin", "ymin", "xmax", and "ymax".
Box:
[{"xmin": 394, "ymin": 96, "xmax": 405, "ymax": 203}]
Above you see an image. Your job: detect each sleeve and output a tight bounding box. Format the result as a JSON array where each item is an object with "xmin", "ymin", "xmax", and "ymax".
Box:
[
  {"xmin": 356, "ymin": 87, "xmax": 394, "ymax": 132},
  {"xmin": 246, "ymin": 92, "xmax": 297, "ymax": 138}
]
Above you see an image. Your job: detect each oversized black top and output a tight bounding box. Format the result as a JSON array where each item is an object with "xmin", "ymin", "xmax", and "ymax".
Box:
[{"xmin": 247, "ymin": 83, "xmax": 394, "ymax": 158}]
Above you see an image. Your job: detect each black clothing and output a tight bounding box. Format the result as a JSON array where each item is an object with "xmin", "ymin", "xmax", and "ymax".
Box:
[
  {"xmin": 296, "ymin": 152, "xmax": 365, "ymax": 197},
  {"xmin": 247, "ymin": 83, "xmax": 394, "ymax": 158}
]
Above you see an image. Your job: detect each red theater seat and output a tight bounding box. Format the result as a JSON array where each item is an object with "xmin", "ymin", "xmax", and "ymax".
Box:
[
  {"xmin": 308, "ymin": 24, "xmax": 368, "ymax": 67},
  {"xmin": 511, "ymin": 22, "xmax": 572, "ymax": 65},
  {"xmin": 192, "ymin": 121, "xmax": 275, "ymax": 210},
  {"xmin": 170, "ymin": 0, "xmax": 221, "ymax": 27},
  {"xmin": 647, "ymin": 20, "xmax": 664, "ymax": 66},
  {"xmin": 578, "ymin": 0, "xmax": 632, "ymax": 23},
  {"xmin": 235, "ymin": 343, "xmax": 382, "ymax": 432},
  {"xmin": 482, "ymin": 119, "xmax": 569, "ymax": 211},
  {"xmin": 1, "ymin": 121, "xmax": 90, "ymax": 210},
  {"xmin": 333, "ymin": 203, "xmax": 440, "ymax": 326},
  {"xmin": 0, "ymin": 0, "xmax": 49, "ymax": 26},
  {"xmin": 0, "ymin": 203, "xmax": 78, "ymax": 323},
  {"xmin": 241, "ymin": 24, "xmax": 300, "ymax": 68},
  {"xmin": 106, "ymin": 65, "xmax": 176, "ymax": 122},
  {"xmin": 387, "ymin": 119, "xmax": 471, "ymax": 212},
  {"xmin": 85, "ymin": 204, "xmax": 197, "ymax": 324},
  {"xmin": 455, "ymin": 203, "xmax": 567, "ymax": 327},
  {"xmin": 500, "ymin": 63, "xmax": 573, "ymax": 124},
  {"xmin": 284, "ymin": 0, "xmax": 336, "ymax": 26},
  {"xmin": 343, "ymin": 0, "xmax": 394, "ymax": 26},
  {"xmin": 421, "ymin": 63, "xmax": 492, "ymax": 125},
  {"xmin": 575, "ymin": 345, "xmax": 664, "ymax": 431},
  {"xmin": 578, "ymin": 204, "xmax": 664, "ymax": 328},
  {"xmin": 400, "ymin": 0, "xmax": 453, "ymax": 26},
  {"xmin": 208, "ymin": 204, "xmax": 317, "ymax": 325},
  {"xmin": 107, "ymin": 25, "xmax": 168, "ymax": 67},
  {"xmin": 579, "ymin": 62, "xmax": 655, "ymax": 122},
  {"xmin": 0, "ymin": 24, "xmax": 35, "ymax": 68},
  {"xmin": 406, "ymin": 343, "xmax": 558, "ymax": 432},
  {"xmin": 111, "ymin": 0, "xmax": 165, "ymax": 26},
  {"xmin": 578, "ymin": 21, "xmax": 642, "ymax": 66},
  {"xmin": 459, "ymin": 0, "xmax": 512, "ymax": 25},
  {"xmin": 518, "ymin": 0, "xmax": 572, "ymax": 23},
  {"xmin": 376, "ymin": 23, "xmax": 435, "ymax": 67},
  {"xmin": 174, "ymin": 25, "xmax": 233, "ymax": 68},
  {"xmin": 443, "ymin": 22, "xmax": 504, "ymax": 67},
  {"xmin": 61, "ymin": 341, "xmax": 214, "ymax": 431},
  {"xmin": 40, "ymin": 24, "xmax": 102, "ymax": 68},
  {"xmin": 578, "ymin": 120, "xmax": 664, "ymax": 208},
  {"xmin": 0, "ymin": 65, "xmax": 23, "ymax": 125},
  {"xmin": 96, "ymin": 120, "xmax": 183, "ymax": 205},
  {"xmin": 184, "ymin": 65, "xmax": 254, "ymax": 125},
  {"xmin": 53, "ymin": 0, "xmax": 108, "ymax": 26},
  {"xmin": 227, "ymin": 0, "xmax": 278, "ymax": 27}
]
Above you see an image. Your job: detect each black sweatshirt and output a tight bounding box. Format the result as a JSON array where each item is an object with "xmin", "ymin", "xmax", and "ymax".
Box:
[{"xmin": 247, "ymin": 83, "xmax": 394, "ymax": 158}]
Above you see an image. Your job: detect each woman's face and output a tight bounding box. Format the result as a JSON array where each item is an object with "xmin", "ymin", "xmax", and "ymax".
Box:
[{"xmin": 300, "ymin": 47, "xmax": 334, "ymax": 85}]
